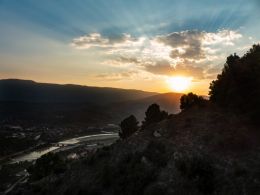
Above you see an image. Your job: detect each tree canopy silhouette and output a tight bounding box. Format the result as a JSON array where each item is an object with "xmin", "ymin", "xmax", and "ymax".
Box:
[
  {"xmin": 119, "ymin": 115, "xmax": 139, "ymax": 139},
  {"xmin": 180, "ymin": 92, "xmax": 205, "ymax": 110},
  {"xmin": 209, "ymin": 44, "xmax": 260, "ymax": 123},
  {"xmin": 142, "ymin": 103, "xmax": 168, "ymax": 129}
]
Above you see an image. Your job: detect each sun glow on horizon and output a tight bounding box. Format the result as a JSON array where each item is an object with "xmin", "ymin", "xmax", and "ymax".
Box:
[{"xmin": 167, "ymin": 76, "xmax": 192, "ymax": 92}]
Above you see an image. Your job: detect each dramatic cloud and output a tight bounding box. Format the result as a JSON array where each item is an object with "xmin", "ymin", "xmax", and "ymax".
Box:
[
  {"xmin": 95, "ymin": 70, "xmax": 153, "ymax": 81},
  {"xmin": 118, "ymin": 56, "xmax": 140, "ymax": 64},
  {"xmin": 144, "ymin": 60, "xmax": 175, "ymax": 75},
  {"xmin": 71, "ymin": 29, "xmax": 244, "ymax": 81},
  {"xmin": 96, "ymin": 71, "xmax": 136, "ymax": 81},
  {"xmin": 71, "ymin": 33, "xmax": 109, "ymax": 49},
  {"xmin": 203, "ymin": 30, "xmax": 242, "ymax": 46},
  {"xmin": 157, "ymin": 30, "xmax": 205, "ymax": 60},
  {"xmin": 71, "ymin": 33, "xmax": 144, "ymax": 50},
  {"xmin": 157, "ymin": 30, "xmax": 242, "ymax": 61},
  {"xmin": 144, "ymin": 60, "xmax": 204, "ymax": 79},
  {"xmin": 101, "ymin": 56, "xmax": 140, "ymax": 68},
  {"xmin": 174, "ymin": 63, "xmax": 205, "ymax": 80}
]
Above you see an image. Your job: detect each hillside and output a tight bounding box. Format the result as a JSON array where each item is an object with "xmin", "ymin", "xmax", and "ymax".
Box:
[{"xmin": 12, "ymin": 104, "xmax": 260, "ymax": 195}]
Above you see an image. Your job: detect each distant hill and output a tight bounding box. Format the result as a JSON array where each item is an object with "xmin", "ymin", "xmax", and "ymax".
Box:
[
  {"xmin": 0, "ymin": 79, "xmax": 157, "ymax": 105},
  {"xmin": 0, "ymin": 79, "xmax": 182, "ymax": 125},
  {"xmin": 0, "ymin": 92, "xmax": 182, "ymax": 126}
]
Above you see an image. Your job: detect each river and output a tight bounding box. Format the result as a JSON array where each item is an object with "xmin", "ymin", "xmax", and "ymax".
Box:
[{"xmin": 10, "ymin": 132, "xmax": 119, "ymax": 164}]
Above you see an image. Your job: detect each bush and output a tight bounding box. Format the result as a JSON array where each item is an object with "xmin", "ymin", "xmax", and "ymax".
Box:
[
  {"xmin": 180, "ymin": 92, "xmax": 205, "ymax": 110},
  {"xmin": 143, "ymin": 140, "xmax": 168, "ymax": 167},
  {"xmin": 175, "ymin": 154, "xmax": 215, "ymax": 194},
  {"xmin": 119, "ymin": 115, "xmax": 139, "ymax": 139},
  {"xmin": 28, "ymin": 153, "xmax": 66, "ymax": 181},
  {"xmin": 98, "ymin": 151, "xmax": 157, "ymax": 195}
]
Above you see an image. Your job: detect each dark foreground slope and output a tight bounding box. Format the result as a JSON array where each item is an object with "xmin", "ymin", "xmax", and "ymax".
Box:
[{"xmin": 13, "ymin": 104, "xmax": 260, "ymax": 195}]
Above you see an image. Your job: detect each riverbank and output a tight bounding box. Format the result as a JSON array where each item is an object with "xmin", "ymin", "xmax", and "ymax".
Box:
[
  {"xmin": 0, "ymin": 132, "xmax": 119, "ymax": 194},
  {"xmin": 0, "ymin": 131, "xmax": 118, "ymax": 166}
]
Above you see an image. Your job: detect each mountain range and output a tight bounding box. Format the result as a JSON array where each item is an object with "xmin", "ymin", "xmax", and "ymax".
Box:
[{"xmin": 0, "ymin": 79, "xmax": 182, "ymax": 125}]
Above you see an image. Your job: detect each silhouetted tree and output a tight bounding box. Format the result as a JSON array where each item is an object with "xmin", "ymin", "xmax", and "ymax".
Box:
[
  {"xmin": 209, "ymin": 44, "xmax": 260, "ymax": 124},
  {"xmin": 144, "ymin": 104, "xmax": 161, "ymax": 124},
  {"xmin": 180, "ymin": 93, "xmax": 205, "ymax": 110},
  {"xmin": 119, "ymin": 115, "xmax": 139, "ymax": 139},
  {"xmin": 142, "ymin": 104, "xmax": 168, "ymax": 129}
]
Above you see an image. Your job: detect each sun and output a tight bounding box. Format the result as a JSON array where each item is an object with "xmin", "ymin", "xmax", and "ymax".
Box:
[{"xmin": 167, "ymin": 76, "xmax": 192, "ymax": 92}]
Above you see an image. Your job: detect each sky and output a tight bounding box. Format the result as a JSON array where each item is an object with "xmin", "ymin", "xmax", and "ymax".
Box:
[{"xmin": 0, "ymin": 0, "xmax": 260, "ymax": 94}]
